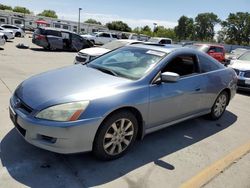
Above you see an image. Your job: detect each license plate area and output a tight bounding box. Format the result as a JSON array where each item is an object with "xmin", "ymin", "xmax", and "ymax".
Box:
[{"xmin": 9, "ymin": 106, "xmax": 26, "ymax": 137}]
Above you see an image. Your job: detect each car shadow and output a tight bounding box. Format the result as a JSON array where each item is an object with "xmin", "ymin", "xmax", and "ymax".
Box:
[
  {"xmin": 237, "ymin": 90, "xmax": 250, "ymax": 96},
  {"xmin": 30, "ymin": 47, "xmax": 77, "ymax": 53},
  {"xmin": 0, "ymin": 111, "xmax": 237, "ymax": 187},
  {"xmin": 0, "ymin": 47, "xmax": 4, "ymax": 50}
]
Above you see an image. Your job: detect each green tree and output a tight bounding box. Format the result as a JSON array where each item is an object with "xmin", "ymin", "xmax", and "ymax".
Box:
[
  {"xmin": 194, "ymin": 13, "xmax": 220, "ymax": 41},
  {"xmin": 133, "ymin": 27, "xmax": 141, "ymax": 34},
  {"xmin": 140, "ymin": 25, "xmax": 153, "ymax": 36},
  {"xmin": 154, "ymin": 26, "xmax": 176, "ymax": 40},
  {"xmin": 105, "ymin": 21, "xmax": 132, "ymax": 32},
  {"xmin": 38, "ymin": 10, "xmax": 58, "ymax": 18},
  {"xmin": 174, "ymin": 16, "xmax": 194, "ymax": 41},
  {"xmin": 222, "ymin": 12, "xmax": 250, "ymax": 45},
  {"xmin": 13, "ymin": 6, "xmax": 30, "ymax": 14},
  {"xmin": 0, "ymin": 4, "xmax": 12, "ymax": 11},
  {"xmin": 84, "ymin": 19, "xmax": 102, "ymax": 25}
]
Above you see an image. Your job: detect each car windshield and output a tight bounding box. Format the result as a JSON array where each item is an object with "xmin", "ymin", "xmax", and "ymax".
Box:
[
  {"xmin": 238, "ymin": 51, "xmax": 250, "ymax": 62},
  {"xmin": 102, "ymin": 40, "xmax": 129, "ymax": 50},
  {"xmin": 88, "ymin": 46, "xmax": 166, "ymax": 80}
]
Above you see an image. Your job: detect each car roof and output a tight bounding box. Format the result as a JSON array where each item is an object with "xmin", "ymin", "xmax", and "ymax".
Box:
[
  {"xmin": 129, "ymin": 43, "xmax": 194, "ymax": 54},
  {"xmin": 38, "ymin": 27, "xmax": 77, "ymax": 34},
  {"xmin": 195, "ymin": 43, "xmax": 224, "ymax": 48},
  {"xmin": 117, "ymin": 39, "xmax": 141, "ymax": 43},
  {"xmin": 149, "ymin": 37, "xmax": 172, "ymax": 40}
]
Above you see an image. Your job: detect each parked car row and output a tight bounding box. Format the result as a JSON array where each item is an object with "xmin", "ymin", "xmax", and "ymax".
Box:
[
  {"xmin": 0, "ymin": 24, "xmax": 25, "ymax": 49},
  {"xmin": 81, "ymin": 32, "xmax": 168, "ymax": 45}
]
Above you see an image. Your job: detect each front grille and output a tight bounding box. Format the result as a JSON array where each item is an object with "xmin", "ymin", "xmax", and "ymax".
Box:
[
  {"xmin": 244, "ymin": 71, "xmax": 250, "ymax": 78},
  {"xmin": 238, "ymin": 79, "xmax": 246, "ymax": 86},
  {"xmin": 76, "ymin": 56, "xmax": 87, "ymax": 63},
  {"xmin": 13, "ymin": 95, "xmax": 33, "ymax": 114}
]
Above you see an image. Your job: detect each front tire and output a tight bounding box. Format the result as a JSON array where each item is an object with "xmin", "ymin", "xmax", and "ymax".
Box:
[
  {"xmin": 93, "ymin": 111, "xmax": 138, "ymax": 160},
  {"xmin": 209, "ymin": 91, "xmax": 229, "ymax": 120}
]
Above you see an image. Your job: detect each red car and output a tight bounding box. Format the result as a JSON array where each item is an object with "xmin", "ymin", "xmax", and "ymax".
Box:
[{"xmin": 193, "ymin": 44, "xmax": 226, "ymax": 63}]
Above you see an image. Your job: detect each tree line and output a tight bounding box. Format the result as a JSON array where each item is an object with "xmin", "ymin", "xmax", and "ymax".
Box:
[
  {"xmin": 0, "ymin": 4, "xmax": 58, "ymax": 18},
  {"xmin": 1, "ymin": 3, "xmax": 249, "ymax": 45},
  {"xmin": 86, "ymin": 12, "xmax": 250, "ymax": 46}
]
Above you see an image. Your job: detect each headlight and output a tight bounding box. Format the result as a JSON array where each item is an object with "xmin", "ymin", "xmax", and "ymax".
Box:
[{"xmin": 36, "ymin": 101, "xmax": 89, "ymax": 121}]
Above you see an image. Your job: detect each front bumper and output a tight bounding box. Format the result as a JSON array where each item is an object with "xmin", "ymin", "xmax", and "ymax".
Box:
[
  {"xmin": 9, "ymin": 99, "xmax": 103, "ymax": 154},
  {"xmin": 74, "ymin": 54, "xmax": 89, "ymax": 64},
  {"xmin": 237, "ymin": 78, "xmax": 250, "ymax": 91}
]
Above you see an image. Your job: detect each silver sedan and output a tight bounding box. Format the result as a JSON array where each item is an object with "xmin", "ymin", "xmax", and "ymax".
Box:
[{"xmin": 10, "ymin": 44, "xmax": 237, "ymax": 160}]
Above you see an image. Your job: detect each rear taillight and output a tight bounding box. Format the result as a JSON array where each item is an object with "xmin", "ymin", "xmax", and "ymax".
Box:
[{"xmin": 35, "ymin": 34, "xmax": 46, "ymax": 40}]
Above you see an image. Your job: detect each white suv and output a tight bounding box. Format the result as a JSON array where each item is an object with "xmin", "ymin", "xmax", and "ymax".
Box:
[
  {"xmin": 1, "ymin": 24, "xmax": 25, "ymax": 37},
  {"xmin": 82, "ymin": 32, "xmax": 118, "ymax": 45},
  {"xmin": 0, "ymin": 26, "xmax": 15, "ymax": 41},
  {"xmin": 74, "ymin": 39, "xmax": 141, "ymax": 64}
]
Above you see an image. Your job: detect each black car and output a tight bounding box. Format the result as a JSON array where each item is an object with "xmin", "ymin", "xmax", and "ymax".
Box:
[{"xmin": 32, "ymin": 27, "xmax": 93, "ymax": 51}]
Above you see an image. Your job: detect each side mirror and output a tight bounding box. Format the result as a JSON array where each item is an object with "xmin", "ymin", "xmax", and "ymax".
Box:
[{"xmin": 161, "ymin": 72, "xmax": 180, "ymax": 83}]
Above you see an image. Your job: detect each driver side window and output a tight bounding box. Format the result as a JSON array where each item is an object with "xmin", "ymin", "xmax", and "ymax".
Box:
[{"xmin": 162, "ymin": 54, "xmax": 199, "ymax": 77}]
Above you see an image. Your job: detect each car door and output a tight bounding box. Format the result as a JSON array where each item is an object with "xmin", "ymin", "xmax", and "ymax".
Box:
[
  {"xmin": 71, "ymin": 33, "xmax": 86, "ymax": 51},
  {"xmin": 148, "ymin": 53, "xmax": 206, "ymax": 128},
  {"xmin": 46, "ymin": 30, "xmax": 63, "ymax": 50}
]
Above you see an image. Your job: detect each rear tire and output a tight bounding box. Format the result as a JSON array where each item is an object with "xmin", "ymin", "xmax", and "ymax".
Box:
[
  {"xmin": 15, "ymin": 32, "xmax": 21, "ymax": 37},
  {"xmin": 93, "ymin": 111, "xmax": 138, "ymax": 160},
  {"xmin": 209, "ymin": 91, "xmax": 229, "ymax": 120}
]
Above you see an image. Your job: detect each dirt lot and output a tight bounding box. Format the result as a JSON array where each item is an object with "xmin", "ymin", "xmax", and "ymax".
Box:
[{"xmin": 0, "ymin": 36, "xmax": 250, "ymax": 188}]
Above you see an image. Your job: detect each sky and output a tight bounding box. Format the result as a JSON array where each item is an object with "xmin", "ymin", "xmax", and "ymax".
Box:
[{"xmin": 1, "ymin": 0, "xmax": 250, "ymax": 29}]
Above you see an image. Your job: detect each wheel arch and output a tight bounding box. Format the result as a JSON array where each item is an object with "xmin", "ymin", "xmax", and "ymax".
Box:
[
  {"xmin": 220, "ymin": 88, "xmax": 231, "ymax": 105},
  {"xmin": 94, "ymin": 106, "xmax": 145, "ymax": 143}
]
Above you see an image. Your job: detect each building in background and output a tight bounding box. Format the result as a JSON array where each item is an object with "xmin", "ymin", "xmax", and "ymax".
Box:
[{"xmin": 0, "ymin": 10, "xmax": 108, "ymax": 34}]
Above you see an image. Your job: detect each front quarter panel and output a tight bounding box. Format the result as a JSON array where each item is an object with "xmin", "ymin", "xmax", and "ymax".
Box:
[{"xmin": 80, "ymin": 83, "xmax": 150, "ymax": 126}]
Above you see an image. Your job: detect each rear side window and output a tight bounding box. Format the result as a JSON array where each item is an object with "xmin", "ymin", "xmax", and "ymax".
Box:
[
  {"xmin": 198, "ymin": 55, "xmax": 222, "ymax": 73},
  {"xmin": 45, "ymin": 30, "xmax": 62, "ymax": 37},
  {"xmin": 111, "ymin": 34, "xmax": 118, "ymax": 38},
  {"xmin": 215, "ymin": 47, "xmax": 224, "ymax": 53},
  {"xmin": 99, "ymin": 33, "xmax": 110, "ymax": 38},
  {"xmin": 163, "ymin": 54, "xmax": 199, "ymax": 77}
]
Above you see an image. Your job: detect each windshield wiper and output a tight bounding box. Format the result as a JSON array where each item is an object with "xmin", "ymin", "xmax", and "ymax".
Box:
[{"xmin": 91, "ymin": 65, "xmax": 118, "ymax": 77}]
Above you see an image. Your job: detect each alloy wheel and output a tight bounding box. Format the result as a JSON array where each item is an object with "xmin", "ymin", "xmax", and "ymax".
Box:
[
  {"xmin": 103, "ymin": 118, "xmax": 134, "ymax": 156},
  {"xmin": 213, "ymin": 93, "xmax": 227, "ymax": 117}
]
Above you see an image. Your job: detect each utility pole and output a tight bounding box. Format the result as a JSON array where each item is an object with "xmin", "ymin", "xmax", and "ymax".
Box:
[{"xmin": 78, "ymin": 8, "xmax": 82, "ymax": 34}]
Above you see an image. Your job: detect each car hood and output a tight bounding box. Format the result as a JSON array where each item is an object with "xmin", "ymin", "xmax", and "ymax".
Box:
[
  {"xmin": 229, "ymin": 60, "xmax": 250, "ymax": 71},
  {"xmin": 15, "ymin": 65, "xmax": 131, "ymax": 110},
  {"xmin": 79, "ymin": 47, "xmax": 110, "ymax": 56}
]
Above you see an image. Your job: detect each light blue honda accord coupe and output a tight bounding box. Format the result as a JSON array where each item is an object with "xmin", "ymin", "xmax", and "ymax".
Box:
[{"xmin": 9, "ymin": 44, "xmax": 237, "ymax": 160}]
